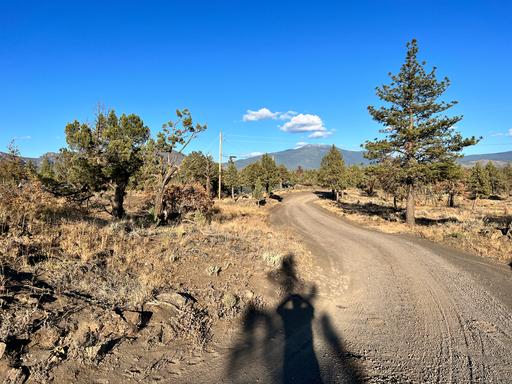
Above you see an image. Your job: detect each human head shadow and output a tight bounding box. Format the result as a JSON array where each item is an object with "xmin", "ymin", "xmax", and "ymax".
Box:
[{"xmin": 226, "ymin": 254, "xmax": 364, "ymax": 383}]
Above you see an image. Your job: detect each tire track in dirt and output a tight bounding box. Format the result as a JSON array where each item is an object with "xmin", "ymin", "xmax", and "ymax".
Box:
[
  {"xmin": 179, "ymin": 192, "xmax": 512, "ymax": 383},
  {"xmin": 270, "ymin": 192, "xmax": 512, "ymax": 383}
]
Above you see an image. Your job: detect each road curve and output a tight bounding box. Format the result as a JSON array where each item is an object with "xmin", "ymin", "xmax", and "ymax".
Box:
[{"xmin": 269, "ymin": 192, "xmax": 512, "ymax": 383}]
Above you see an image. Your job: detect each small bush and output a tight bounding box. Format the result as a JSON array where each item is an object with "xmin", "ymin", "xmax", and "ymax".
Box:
[
  {"xmin": 262, "ymin": 251, "xmax": 284, "ymax": 268},
  {"xmin": 160, "ymin": 183, "xmax": 213, "ymax": 224}
]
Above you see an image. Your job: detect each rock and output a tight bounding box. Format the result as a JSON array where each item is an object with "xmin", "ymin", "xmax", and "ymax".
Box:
[
  {"xmin": 123, "ymin": 310, "xmax": 141, "ymax": 327},
  {"xmin": 21, "ymin": 349, "xmax": 52, "ymax": 367},
  {"xmin": 156, "ymin": 292, "xmax": 188, "ymax": 307},
  {"xmin": 0, "ymin": 342, "xmax": 6, "ymax": 359},
  {"xmin": 30, "ymin": 326, "xmax": 60, "ymax": 350},
  {"xmin": 144, "ymin": 302, "xmax": 179, "ymax": 324}
]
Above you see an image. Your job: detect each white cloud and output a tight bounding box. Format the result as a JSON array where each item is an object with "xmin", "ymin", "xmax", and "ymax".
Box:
[
  {"xmin": 295, "ymin": 141, "xmax": 309, "ymax": 148},
  {"xmin": 243, "ymin": 108, "xmax": 335, "ymax": 139},
  {"xmin": 14, "ymin": 135, "xmax": 32, "ymax": 140},
  {"xmin": 278, "ymin": 111, "xmax": 298, "ymax": 120},
  {"xmin": 243, "ymin": 108, "xmax": 298, "ymax": 122},
  {"xmin": 281, "ymin": 114, "xmax": 325, "ymax": 133},
  {"xmin": 243, "ymin": 108, "xmax": 278, "ymax": 122},
  {"xmin": 508, "ymin": 128, "xmax": 512, "ymax": 136},
  {"xmin": 308, "ymin": 130, "xmax": 333, "ymax": 139}
]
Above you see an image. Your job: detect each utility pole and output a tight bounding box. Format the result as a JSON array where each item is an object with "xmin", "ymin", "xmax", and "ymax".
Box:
[{"xmin": 218, "ymin": 129, "xmax": 222, "ymax": 199}]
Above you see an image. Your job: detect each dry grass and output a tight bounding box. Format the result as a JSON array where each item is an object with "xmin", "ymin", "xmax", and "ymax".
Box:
[
  {"xmin": 317, "ymin": 188, "xmax": 512, "ymax": 264},
  {"xmin": 0, "ymin": 183, "xmax": 310, "ymax": 380}
]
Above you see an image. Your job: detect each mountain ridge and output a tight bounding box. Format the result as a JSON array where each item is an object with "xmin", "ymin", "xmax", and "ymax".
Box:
[{"xmin": 233, "ymin": 145, "xmax": 512, "ymax": 169}]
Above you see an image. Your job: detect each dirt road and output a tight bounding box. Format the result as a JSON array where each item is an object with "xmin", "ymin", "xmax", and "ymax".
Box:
[{"xmin": 185, "ymin": 192, "xmax": 512, "ymax": 383}]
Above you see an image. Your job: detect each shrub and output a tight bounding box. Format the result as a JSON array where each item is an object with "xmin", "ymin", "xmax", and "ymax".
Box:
[{"xmin": 160, "ymin": 183, "xmax": 213, "ymax": 224}]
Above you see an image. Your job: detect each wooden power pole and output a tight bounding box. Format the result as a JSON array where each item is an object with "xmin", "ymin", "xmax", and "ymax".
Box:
[{"xmin": 218, "ymin": 129, "xmax": 222, "ymax": 199}]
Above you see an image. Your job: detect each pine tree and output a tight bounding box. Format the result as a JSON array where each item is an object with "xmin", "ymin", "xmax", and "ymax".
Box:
[
  {"xmin": 63, "ymin": 110, "xmax": 150, "ymax": 218},
  {"xmin": 364, "ymin": 39, "xmax": 479, "ymax": 225},
  {"xmin": 253, "ymin": 177, "xmax": 264, "ymax": 206},
  {"xmin": 38, "ymin": 156, "xmax": 55, "ymax": 180},
  {"xmin": 431, "ymin": 161, "xmax": 465, "ymax": 207},
  {"xmin": 179, "ymin": 151, "xmax": 217, "ymax": 196},
  {"xmin": 469, "ymin": 163, "xmax": 491, "ymax": 200},
  {"xmin": 503, "ymin": 163, "xmax": 512, "ymax": 195},
  {"xmin": 259, "ymin": 154, "xmax": 280, "ymax": 193},
  {"xmin": 484, "ymin": 161, "xmax": 503, "ymax": 196},
  {"xmin": 224, "ymin": 159, "xmax": 239, "ymax": 198},
  {"xmin": 318, "ymin": 145, "xmax": 347, "ymax": 201},
  {"xmin": 278, "ymin": 164, "xmax": 290, "ymax": 189},
  {"xmin": 240, "ymin": 162, "xmax": 263, "ymax": 190}
]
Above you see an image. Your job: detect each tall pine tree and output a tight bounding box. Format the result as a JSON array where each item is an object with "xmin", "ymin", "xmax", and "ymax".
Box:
[
  {"xmin": 318, "ymin": 145, "xmax": 347, "ymax": 201},
  {"xmin": 224, "ymin": 159, "xmax": 239, "ymax": 199},
  {"xmin": 365, "ymin": 39, "xmax": 479, "ymax": 225}
]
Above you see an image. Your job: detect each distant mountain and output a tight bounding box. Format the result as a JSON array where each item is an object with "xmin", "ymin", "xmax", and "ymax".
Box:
[
  {"xmin": 233, "ymin": 145, "xmax": 512, "ymax": 170},
  {"xmin": 458, "ymin": 151, "xmax": 512, "ymax": 167},
  {"xmin": 234, "ymin": 144, "xmax": 369, "ymax": 170},
  {"xmin": 2, "ymin": 147, "xmax": 511, "ymax": 171}
]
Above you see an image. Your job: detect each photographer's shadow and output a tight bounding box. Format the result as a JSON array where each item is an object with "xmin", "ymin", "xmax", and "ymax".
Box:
[{"xmin": 226, "ymin": 255, "xmax": 363, "ymax": 383}]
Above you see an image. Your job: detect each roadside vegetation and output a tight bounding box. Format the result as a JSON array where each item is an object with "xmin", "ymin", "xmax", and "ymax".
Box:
[{"xmin": 0, "ymin": 111, "xmax": 309, "ymax": 382}]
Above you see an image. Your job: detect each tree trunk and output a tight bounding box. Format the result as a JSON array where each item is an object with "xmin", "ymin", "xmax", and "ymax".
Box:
[
  {"xmin": 154, "ymin": 165, "xmax": 178, "ymax": 223},
  {"xmin": 231, "ymin": 186, "xmax": 234, "ymax": 199},
  {"xmin": 393, "ymin": 195, "xmax": 398, "ymax": 211},
  {"xmin": 448, "ymin": 193, "xmax": 455, "ymax": 208},
  {"xmin": 331, "ymin": 189, "xmax": 336, "ymax": 200},
  {"xmin": 406, "ymin": 184, "xmax": 415, "ymax": 225},
  {"xmin": 335, "ymin": 190, "xmax": 339, "ymax": 202},
  {"xmin": 112, "ymin": 180, "xmax": 127, "ymax": 219}
]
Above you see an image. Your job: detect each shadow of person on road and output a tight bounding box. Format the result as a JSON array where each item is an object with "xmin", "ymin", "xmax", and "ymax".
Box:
[{"xmin": 226, "ymin": 254, "xmax": 364, "ymax": 383}]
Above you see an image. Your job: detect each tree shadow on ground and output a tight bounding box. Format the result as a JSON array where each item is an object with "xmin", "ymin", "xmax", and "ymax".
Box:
[
  {"xmin": 226, "ymin": 255, "xmax": 364, "ymax": 383},
  {"xmin": 313, "ymin": 190, "xmax": 460, "ymax": 227}
]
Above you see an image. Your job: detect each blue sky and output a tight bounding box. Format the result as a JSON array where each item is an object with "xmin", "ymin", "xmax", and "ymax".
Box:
[{"xmin": 1, "ymin": 0, "xmax": 511, "ymax": 159}]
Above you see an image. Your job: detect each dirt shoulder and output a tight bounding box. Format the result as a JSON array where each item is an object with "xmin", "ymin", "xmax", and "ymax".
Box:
[{"xmin": 314, "ymin": 188, "xmax": 512, "ymax": 265}]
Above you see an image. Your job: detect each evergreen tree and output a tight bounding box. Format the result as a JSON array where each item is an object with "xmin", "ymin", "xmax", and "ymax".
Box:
[
  {"xmin": 318, "ymin": 145, "xmax": 347, "ymax": 201},
  {"xmin": 0, "ymin": 140, "xmax": 29, "ymax": 184},
  {"xmin": 240, "ymin": 162, "xmax": 263, "ymax": 190},
  {"xmin": 364, "ymin": 39, "xmax": 479, "ymax": 225},
  {"xmin": 346, "ymin": 165, "xmax": 364, "ymax": 188},
  {"xmin": 469, "ymin": 163, "xmax": 491, "ymax": 200},
  {"xmin": 38, "ymin": 155, "xmax": 56, "ymax": 181},
  {"xmin": 253, "ymin": 177, "xmax": 264, "ymax": 206},
  {"xmin": 259, "ymin": 154, "xmax": 280, "ymax": 193},
  {"xmin": 179, "ymin": 151, "xmax": 217, "ymax": 196},
  {"xmin": 278, "ymin": 164, "xmax": 291, "ymax": 188},
  {"xmin": 431, "ymin": 161, "xmax": 465, "ymax": 207},
  {"xmin": 502, "ymin": 163, "xmax": 512, "ymax": 195},
  {"xmin": 63, "ymin": 110, "xmax": 149, "ymax": 218},
  {"xmin": 224, "ymin": 159, "xmax": 239, "ymax": 198},
  {"xmin": 484, "ymin": 161, "xmax": 503, "ymax": 195}
]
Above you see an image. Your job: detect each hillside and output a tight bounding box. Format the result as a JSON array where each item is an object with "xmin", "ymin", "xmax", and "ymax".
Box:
[
  {"xmin": 234, "ymin": 144, "xmax": 369, "ymax": 170},
  {"xmin": 234, "ymin": 145, "xmax": 512, "ymax": 169},
  {"xmin": 458, "ymin": 150, "xmax": 512, "ymax": 167}
]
